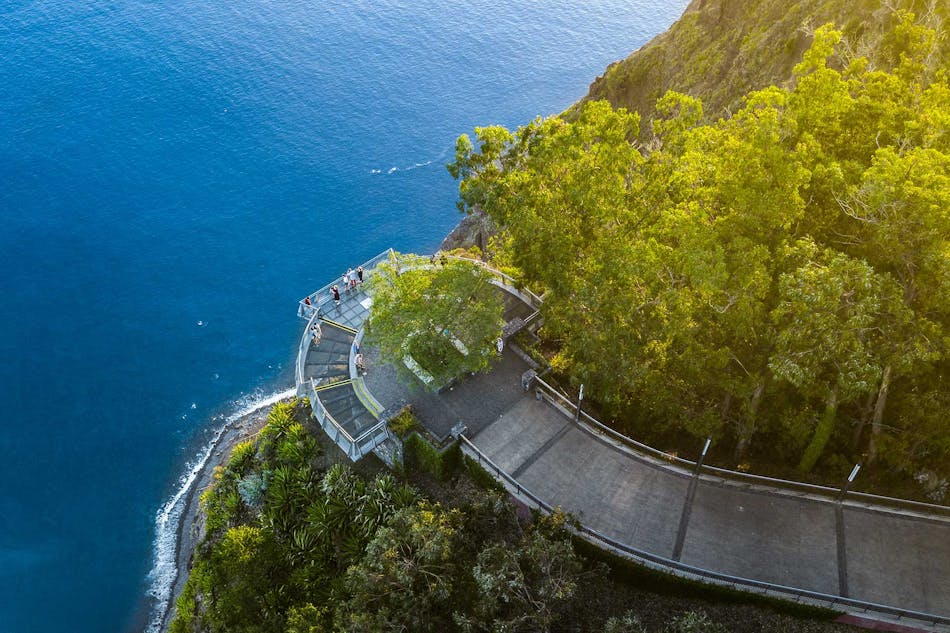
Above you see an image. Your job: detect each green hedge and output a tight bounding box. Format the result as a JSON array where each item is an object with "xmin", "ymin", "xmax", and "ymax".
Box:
[
  {"xmin": 463, "ymin": 455, "xmax": 507, "ymax": 493},
  {"xmin": 403, "ymin": 433, "xmax": 461, "ymax": 480}
]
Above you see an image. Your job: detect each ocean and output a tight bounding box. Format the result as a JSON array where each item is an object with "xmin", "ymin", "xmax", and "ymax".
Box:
[{"xmin": 0, "ymin": 1, "xmax": 687, "ymax": 631}]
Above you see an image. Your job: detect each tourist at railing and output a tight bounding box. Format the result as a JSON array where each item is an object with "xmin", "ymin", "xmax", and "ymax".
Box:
[{"xmin": 309, "ymin": 321, "xmax": 319, "ymax": 345}]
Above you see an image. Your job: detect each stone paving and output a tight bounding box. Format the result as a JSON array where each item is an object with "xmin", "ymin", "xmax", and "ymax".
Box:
[
  {"xmin": 362, "ymin": 344, "xmax": 531, "ymax": 440},
  {"xmin": 470, "ymin": 397, "xmax": 950, "ymax": 620}
]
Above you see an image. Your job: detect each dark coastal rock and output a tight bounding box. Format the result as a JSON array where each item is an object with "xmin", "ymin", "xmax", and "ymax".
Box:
[{"xmin": 439, "ymin": 208, "xmax": 496, "ymax": 252}]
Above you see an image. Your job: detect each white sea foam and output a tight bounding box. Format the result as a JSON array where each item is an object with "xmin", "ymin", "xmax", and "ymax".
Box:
[
  {"xmin": 144, "ymin": 386, "xmax": 296, "ymax": 633},
  {"xmin": 371, "ymin": 146, "xmax": 450, "ymax": 175}
]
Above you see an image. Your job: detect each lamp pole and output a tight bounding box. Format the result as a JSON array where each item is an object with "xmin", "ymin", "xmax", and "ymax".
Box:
[
  {"xmin": 838, "ymin": 463, "xmax": 861, "ymax": 502},
  {"xmin": 694, "ymin": 437, "xmax": 712, "ymax": 476},
  {"xmin": 672, "ymin": 436, "xmax": 712, "ymax": 561},
  {"xmin": 574, "ymin": 383, "xmax": 584, "ymax": 423}
]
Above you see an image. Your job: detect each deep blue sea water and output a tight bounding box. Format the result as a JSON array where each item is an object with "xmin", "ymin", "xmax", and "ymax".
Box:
[{"xmin": 0, "ymin": 2, "xmax": 687, "ymax": 631}]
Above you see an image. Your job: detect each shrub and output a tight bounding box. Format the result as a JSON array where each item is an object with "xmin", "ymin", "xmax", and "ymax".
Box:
[
  {"xmin": 665, "ymin": 611, "xmax": 727, "ymax": 633},
  {"xmin": 237, "ymin": 470, "xmax": 269, "ymax": 509},
  {"xmin": 227, "ymin": 440, "xmax": 257, "ymax": 476},
  {"xmin": 387, "ymin": 407, "xmax": 421, "ymax": 439},
  {"xmin": 403, "ymin": 434, "xmax": 460, "ymax": 480},
  {"xmin": 463, "ymin": 455, "xmax": 507, "ymax": 493},
  {"xmin": 602, "ymin": 613, "xmax": 648, "ymax": 633}
]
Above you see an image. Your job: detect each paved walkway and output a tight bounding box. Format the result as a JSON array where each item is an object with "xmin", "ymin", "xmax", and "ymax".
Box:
[{"xmin": 470, "ymin": 397, "xmax": 950, "ymax": 621}]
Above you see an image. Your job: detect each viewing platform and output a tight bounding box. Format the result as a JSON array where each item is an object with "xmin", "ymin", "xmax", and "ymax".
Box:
[{"xmin": 295, "ymin": 249, "xmax": 543, "ymax": 461}]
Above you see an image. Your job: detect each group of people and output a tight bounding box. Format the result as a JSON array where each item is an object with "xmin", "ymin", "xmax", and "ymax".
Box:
[{"xmin": 330, "ymin": 265, "xmax": 364, "ymax": 306}]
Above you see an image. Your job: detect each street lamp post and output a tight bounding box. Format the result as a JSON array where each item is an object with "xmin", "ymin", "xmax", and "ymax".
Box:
[
  {"xmin": 574, "ymin": 383, "xmax": 584, "ymax": 423},
  {"xmin": 695, "ymin": 437, "xmax": 712, "ymax": 476},
  {"xmin": 838, "ymin": 463, "xmax": 861, "ymax": 502},
  {"xmin": 672, "ymin": 436, "xmax": 713, "ymax": 561}
]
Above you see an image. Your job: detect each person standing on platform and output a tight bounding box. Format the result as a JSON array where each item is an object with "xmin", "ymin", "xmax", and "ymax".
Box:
[
  {"xmin": 331, "ymin": 285, "xmax": 341, "ymax": 306},
  {"xmin": 357, "ymin": 266, "xmax": 364, "ymax": 284}
]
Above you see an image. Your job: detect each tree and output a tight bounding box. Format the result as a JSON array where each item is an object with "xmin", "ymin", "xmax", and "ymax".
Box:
[
  {"xmin": 447, "ymin": 15, "xmax": 950, "ymax": 486},
  {"xmin": 364, "ymin": 253, "xmax": 505, "ymax": 388},
  {"xmin": 336, "ymin": 503, "xmax": 462, "ymax": 632},
  {"xmin": 769, "ymin": 244, "xmax": 909, "ymax": 472},
  {"xmin": 456, "ymin": 512, "xmax": 585, "ymax": 633}
]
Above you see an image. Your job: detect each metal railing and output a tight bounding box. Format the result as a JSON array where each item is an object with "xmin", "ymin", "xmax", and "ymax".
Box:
[
  {"xmin": 458, "ymin": 435, "xmax": 950, "ymax": 628},
  {"xmin": 532, "ymin": 377, "xmax": 950, "ymax": 519},
  {"xmin": 442, "ymin": 254, "xmax": 544, "ymax": 308},
  {"xmin": 305, "ymin": 377, "xmax": 390, "ymax": 461},
  {"xmin": 296, "ymin": 311, "xmax": 323, "ymax": 393},
  {"xmin": 297, "ymin": 249, "xmax": 394, "ymax": 319}
]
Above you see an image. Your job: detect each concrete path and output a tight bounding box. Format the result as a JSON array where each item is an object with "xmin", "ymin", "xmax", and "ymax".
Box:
[{"xmin": 471, "ymin": 397, "xmax": 950, "ymax": 620}]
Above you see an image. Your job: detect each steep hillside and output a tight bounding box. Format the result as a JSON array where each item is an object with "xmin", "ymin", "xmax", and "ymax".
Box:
[{"xmin": 584, "ymin": 0, "xmax": 948, "ymax": 122}]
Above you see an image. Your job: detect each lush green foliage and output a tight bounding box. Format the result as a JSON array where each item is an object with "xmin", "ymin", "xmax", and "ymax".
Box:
[
  {"xmin": 450, "ymin": 17, "xmax": 950, "ymax": 487},
  {"xmin": 584, "ymin": 0, "xmax": 949, "ymax": 128},
  {"xmin": 171, "ymin": 402, "xmax": 599, "ymax": 633},
  {"xmin": 386, "ymin": 407, "xmax": 421, "ymax": 439},
  {"xmin": 173, "ymin": 403, "xmax": 852, "ymax": 632},
  {"xmin": 403, "ymin": 432, "xmax": 461, "ymax": 481},
  {"xmin": 364, "ymin": 252, "xmax": 505, "ymax": 389}
]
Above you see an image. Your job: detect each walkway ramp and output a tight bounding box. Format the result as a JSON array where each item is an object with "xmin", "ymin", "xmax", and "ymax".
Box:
[
  {"xmin": 471, "ymin": 395, "xmax": 950, "ymax": 621},
  {"xmin": 304, "ymin": 322, "xmax": 354, "ymax": 386},
  {"xmin": 318, "ymin": 383, "xmax": 379, "ymax": 440}
]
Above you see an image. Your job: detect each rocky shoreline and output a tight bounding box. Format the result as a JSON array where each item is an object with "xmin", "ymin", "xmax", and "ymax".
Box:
[{"xmin": 158, "ymin": 397, "xmax": 290, "ymax": 633}]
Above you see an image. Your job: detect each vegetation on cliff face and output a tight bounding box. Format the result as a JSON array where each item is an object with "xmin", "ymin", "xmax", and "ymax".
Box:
[
  {"xmin": 171, "ymin": 403, "xmax": 851, "ymax": 632},
  {"xmin": 170, "ymin": 402, "xmax": 589, "ymax": 633},
  {"xmin": 450, "ymin": 16, "xmax": 950, "ymax": 492},
  {"xmin": 583, "ymin": 0, "xmax": 949, "ymax": 126}
]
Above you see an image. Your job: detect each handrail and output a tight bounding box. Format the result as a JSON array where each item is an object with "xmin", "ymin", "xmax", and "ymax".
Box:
[
  {"xmin": 442, "ymin": 254, "xmax": 544, "ymax": 307},
  {"xmin": 458, "ymin": 435, "xmax": 950, "ymax": 627},
  {"xmin": 353, "ymin": 418, "xmax": 388, "ymax": 445},
  {"xmin": 533, "ymin": 377, "xmax": 950, "ymax": 518},
  {"xmin": 297, "ymin": 248, "xmax": 394, "ymax": 319},
  {"xmin": 535, "ymin": 377, "xmax": 694, "ymax": 470},
  {"xmin": 308, "ymin": 378, "xmax": 387, "ymax": 447},
  {"xmin": 309, "ymin": 378, "xmax": 354, "ymax": 443},
  {"xmin": 385, "ymin": 251, "xmax": 543, "ymax": 307},
  {"xmin": 296, "ymin": 311, "xmax": 322, "ymax": 387}
]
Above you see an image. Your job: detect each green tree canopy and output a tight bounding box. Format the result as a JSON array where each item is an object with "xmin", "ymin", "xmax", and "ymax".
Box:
[
  {"xmin": 364, "ymin": 254, "xmax": 505, "ymax": 389},
  {"xmin": 449, "ymin": 15, "xmax": 950, "ymax": 486}
]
